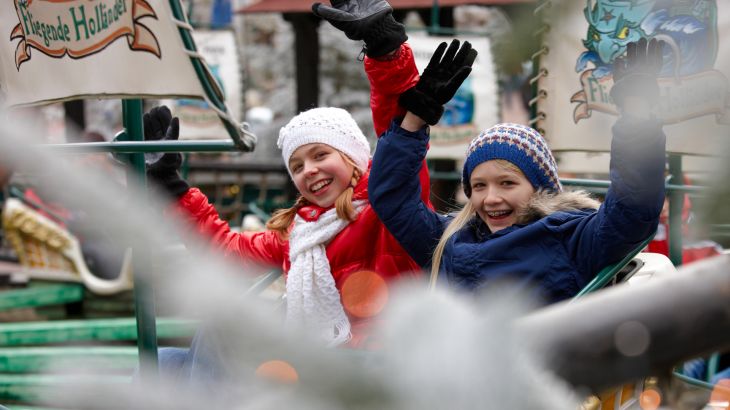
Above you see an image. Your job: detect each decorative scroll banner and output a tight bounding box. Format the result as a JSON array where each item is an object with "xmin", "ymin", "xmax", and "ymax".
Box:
[
  {"xmin": 571, "ymin": 69, "xmax": 730, "ymax": 124},
  {"xmin": 11, "ymin": 0, "xmax": 160, "ymax": 70},
  {"xmin": 538, "ymin": 0, "xmax": 730, "ymax": 165},
  {"xmin": 0, "ymin": 0, "xmax": 207, "ymax": 107},
  {"xmin": 408, "ymin": 33, "xmax": 498, "ymax": 160}
]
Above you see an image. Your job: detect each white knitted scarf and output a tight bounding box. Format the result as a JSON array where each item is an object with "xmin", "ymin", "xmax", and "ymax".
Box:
[{"xmin": 286, "ymin": 200, "xmax": 366, "ymax": 347}]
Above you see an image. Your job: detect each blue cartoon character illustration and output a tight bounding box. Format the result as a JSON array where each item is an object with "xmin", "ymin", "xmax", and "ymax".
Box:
[
  {"xmin": 571, "ymin": 0, "xmax": 723, "ymax": 124},
  {"xmin": 576, "ymin": 0, "xmax": 716, "ymax": 78},
  {"xmin": 441, "ymin": 77, "xmax": 475, "ymax": 126},
  {"xmin": 641, "ymin": 0, "xmax": 717, "ymax": 76},
  {"xmin": 577, "ymin": 0, "xmax": 655, "ymax": 78}
]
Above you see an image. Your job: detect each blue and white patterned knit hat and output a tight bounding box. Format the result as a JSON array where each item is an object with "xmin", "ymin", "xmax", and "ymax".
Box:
[{"xmin": 462, "ymin": 123, "xmax": 561, "ymax": 197}]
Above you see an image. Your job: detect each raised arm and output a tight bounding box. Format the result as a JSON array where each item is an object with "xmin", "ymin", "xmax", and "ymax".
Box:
[
  {"xmin": 312, "ymin": 0, "xmax": 429, "ymax": 200},
  {"xmin": 365, "ymin": 44, "xmax": 419, "ymax": 136},
  {"xmin": 312, "ymin": 0, "xmax": 414, "ymax": 134},
  {"xmin": 565, "ymin": 39, "xmax": 666, "ymax": 279},
  {"xmin": 370, "ymin": 40, "xmax": 477, "ymax": 266},
  {"xmin": 370, "ymin": 115, "xmax": 448, "ymax": 267},
  {"xmin": 173, "ymin": 189, "xmax": 287, "ymax": 268},
  {"xmin": 144, "ymin": 106, "xmax": 286, "ymax": 269}
]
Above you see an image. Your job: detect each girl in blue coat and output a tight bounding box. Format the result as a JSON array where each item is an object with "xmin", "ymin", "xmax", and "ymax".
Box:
[{"xmin": 369, "ymin": 38, "xmax": 667, "ymax": 303}]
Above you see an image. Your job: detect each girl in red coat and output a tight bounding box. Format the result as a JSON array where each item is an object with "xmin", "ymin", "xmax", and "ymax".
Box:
[
  {"xmin": 145, "ymin": 42, "xmax": 474, "ymax": 349},
  {"xmin": 165, "ymin": 105, "xmax": 422, "ymax": 347}
]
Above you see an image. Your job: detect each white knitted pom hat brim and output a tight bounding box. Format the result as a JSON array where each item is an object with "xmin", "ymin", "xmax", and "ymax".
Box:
[{"xmin": 278, "ymin": 107, "xmax": 371, "ymax": 176}]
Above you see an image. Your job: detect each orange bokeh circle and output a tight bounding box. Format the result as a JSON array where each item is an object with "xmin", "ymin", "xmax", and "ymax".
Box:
[
  {"xmin": 341, "ymin": 270, "xmax": 389, "ymax": 318},
  {"xmin": 255, "ymin": 360, "xmax": 299, "ymax": 384},
  {"xmin": 639, "ymin": 389, "xmax": 661, "ymax": 410},
  {"xmin": 710, "ymin": 378, "xmax": 730, "ymax": 406}
]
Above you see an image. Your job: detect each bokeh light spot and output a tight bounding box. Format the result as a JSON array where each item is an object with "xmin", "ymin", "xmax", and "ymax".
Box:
[
  {"xmin": 709, "ymin": 378, "xmax": 730, "ymax": 408},
  {"xmin": 341, "ymin": 270, "xmax": 388, "ymax": 318},
  {"xmin": 639, "ymin": 388, "xmax": 661, "ymax": 410},
  {"xmin": 255, "ymin": 360, "xmax": 299, "ymax": 384},
  {"xmin": 614, "ymin": 321, "xmax": 651, "ymax": 357}
]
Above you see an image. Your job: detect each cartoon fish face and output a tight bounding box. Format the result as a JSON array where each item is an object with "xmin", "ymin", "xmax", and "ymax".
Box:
[{"xmin": 583, "ymin": 0, "xmax": 656, "ymax": 64}]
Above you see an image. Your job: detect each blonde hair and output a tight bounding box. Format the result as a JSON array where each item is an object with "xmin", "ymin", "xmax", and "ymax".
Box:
[
  {"xmin": 266, "ymin": 153, "xmax": 362, "ymax": 240},
  {"xmin": 429, "ymin": 159, "xmax": 529, "ymax": 289},
  {"xmin": 492, "ymin": 159, "xmax": 523, "ymax": 174},
  {"xmin": 429, "ymin": 201, "xmax": 474, "ymax": 289}
]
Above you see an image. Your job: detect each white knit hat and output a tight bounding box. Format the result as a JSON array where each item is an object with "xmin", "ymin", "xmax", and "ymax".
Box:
[{"xmin": 278, "ymin": 107, "xmax": 370, "ymax": 175}]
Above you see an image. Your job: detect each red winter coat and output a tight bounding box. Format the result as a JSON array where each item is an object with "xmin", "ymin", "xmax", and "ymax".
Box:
[
  {"xmin": 647, "ymin": 188, "xmax": 722, "ymax": 264},
  {"xmin": 366, "ymin": 44, "xmax": 431, "ymax": 196},
  {"xmin": 174, "ymin": 44, "xmax": 425, "ymax": 348}
]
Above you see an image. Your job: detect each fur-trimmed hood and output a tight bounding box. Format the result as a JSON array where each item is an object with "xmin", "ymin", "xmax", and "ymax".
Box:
[{"xmin": 515, "ymin": 189, "xmax": 601, "ymax": 225}]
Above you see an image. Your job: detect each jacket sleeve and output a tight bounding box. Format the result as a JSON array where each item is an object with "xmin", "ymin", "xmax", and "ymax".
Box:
[
  {"xmin": 369, "ymin": 120, "xmax": 449, "ymax": 267},
  {"xmin": 365, "ymin": 43, "xmax": 431, "ymax": 206},
  {"xmin": 564, "ymin": 116, "xmax": 666, "ymax": 282},
  {"xmin": 172, "ymin": 188, "xmax": 286, "ymax": 268},
  {"xmin": 365, "ymin": 43, "xmax": 419, "ymax": 137}
]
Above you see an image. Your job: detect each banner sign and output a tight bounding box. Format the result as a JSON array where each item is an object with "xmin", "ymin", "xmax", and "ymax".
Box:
[
  {"xmin": 0, "ymin": 0, "xmax": 207, "ymax": 107},
  {"xmin": 168, "ymin": 29, "xmax": 241, "ymax": 140},
  {"xmin": 408, "ymin": 33, "xmax": 498, "ymax": 160},
  {"xmin": 11, "ymin": 0, "xmax": 160, "ymax": 69},
  {"xmin": 538, "ymin": 0, "xmax": 730, "ymax": 158}
]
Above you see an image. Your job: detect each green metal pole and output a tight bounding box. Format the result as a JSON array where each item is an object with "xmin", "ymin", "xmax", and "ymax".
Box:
[
  {"xmin": 668, "ymin": 153, "xmax": 683, "ymax": 266},
  {"xmin": 42, "ymin": 139, "xmax": 237, "ymax": 153},
  {"xmin": 168, "ymin": 0, "xmax": 251, "ymax": 150},
  {"xmin": 181, "ymin": 153, "xmax": 190, "ymax": 180},
  {"xmin": 430, "ymin": 0, "xmax": 440, "ymax": 34},
  {"xmin": 122, "ymin": 99, "xmax": 159, "ymax": 378}
]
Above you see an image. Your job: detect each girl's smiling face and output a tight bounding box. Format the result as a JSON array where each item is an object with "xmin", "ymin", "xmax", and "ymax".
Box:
[
  {"xmin": 468, "ymin": 160, "xmax": 535, "ymax": 233},
  {"xmin": 289, "ymin": 143, "xmax": 355, "ymax": 208}
]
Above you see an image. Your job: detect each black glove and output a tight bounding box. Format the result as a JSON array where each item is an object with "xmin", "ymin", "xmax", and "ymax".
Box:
[
  {"xmin": 399, "ymin": 39, "xmax": 478, "ymax": 125},
  {"xmin": 312, "ymin": 0, "xmax": 407, "ymax": 58},
  {"xmin": 143, "ymin": 106, "xmax": 189, "ymax": 198},
  {"xmin": 610, "ymin": 37, "xmax": 664, "ymax": 111}
]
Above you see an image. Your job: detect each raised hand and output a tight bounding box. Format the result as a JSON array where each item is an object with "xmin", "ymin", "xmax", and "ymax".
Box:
[
  {"xmin": 312, "ymin": 0, "xmax": 406, "ymax": 57},
  {"xmin": 610, "ymin": 37, "xmax": 664, "ymax": 112},
  {"xmin": 399, "ymin": 39, "xmax": 478, "ymax": 125},
  {"xmin": 143, "ymin": 106, "xmax": 189, "ymax": 198}
]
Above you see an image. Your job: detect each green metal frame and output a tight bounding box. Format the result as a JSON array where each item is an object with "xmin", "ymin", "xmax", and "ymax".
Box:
[
  {"xmin": 0, "ymin": 374, "xmax": 131, "ymax": 404},
  {"xmin": 40, "ymin": 139, "xmax": 238, "ymax": 154},
  {"xmin": 167, "ymin": 0, "xmax": 254, "ymax": 151},
  {"xmin": 6, "ymin": 0, "xmax": 257, "ymax": 380},
  {"xmin": 672, "ymin": 370, "xmax": 724, "ymax": 391},
  {"xmin": 667, "ymin": 154, "xmax": 684, "ymax": 266},
  {"xmin": 7, "ymin": 0, "xmax": 716, "ymax": 393},
  {"xmin": 0, "ymin": 318, "xmax": 196, "ymax": 347},
  {"xmin": 245, "ymin": 270, "xmax": 284, "ymax": 296},
  {"xmin": 707, "ymin": 353, "xmax": 721, "ymax": 381},
  {"xmin": 120, "ymin": 100, "xmax": 160, "ymax": 379},
  {"xmin": 0, "ymin": 346, "xmax": 139, "ymax": 373},
  {"xmin": 424, "ymin": 0, "xmax": 723, "ymax": 393},
  {"xmin": 571, "ymin": 235, "xmax": 655, "ymax": 300},
  {"xmin": 248, "ymin": 201, "xmax": 274, "ymax": 223},
  {"xmin": 0, "ymin": 283, "xmax": 84, "ymax": 312},
  {"xmin": 96, "ymin": 0, "xmax": 258, "ymax": 376}
]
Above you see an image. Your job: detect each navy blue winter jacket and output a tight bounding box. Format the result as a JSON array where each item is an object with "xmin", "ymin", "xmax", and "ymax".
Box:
[{"xmin": 369, "ymin": 117, "xmax": 665, "ymax": 303}]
